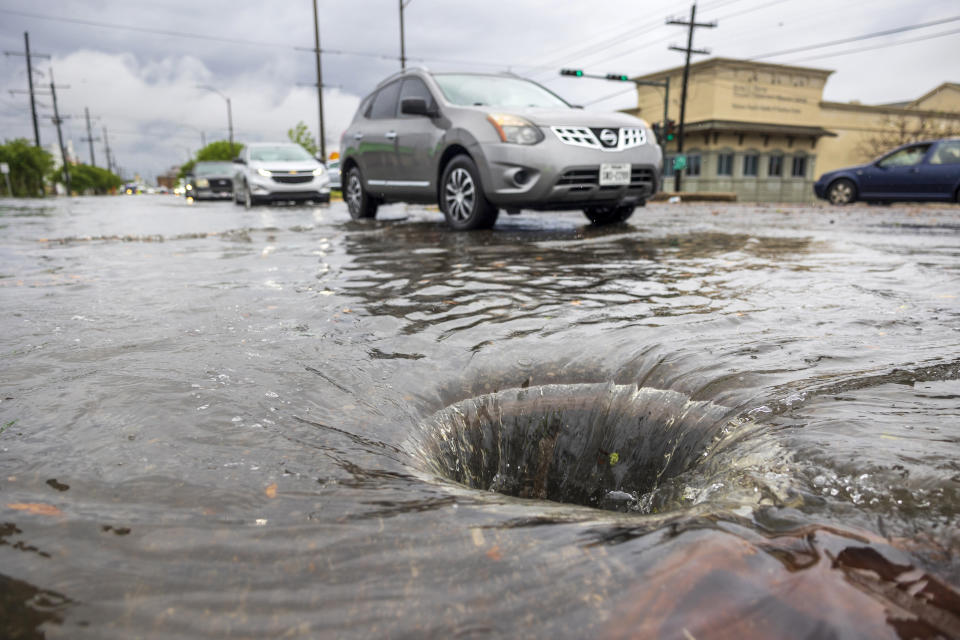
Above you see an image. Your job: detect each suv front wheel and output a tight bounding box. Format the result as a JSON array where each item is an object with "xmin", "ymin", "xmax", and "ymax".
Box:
[
  {"xmin": 345, "ymin": 167, "xmax": 378, "ymax": 219},
  {"xmin": 440, "ymin": 155, "xmax": 499, "ymax": 230}
]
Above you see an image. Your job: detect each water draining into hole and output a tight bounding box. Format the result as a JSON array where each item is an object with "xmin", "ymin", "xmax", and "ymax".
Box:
[{"xmin": 414, "ymin": 383, "xmax": 749, "ymax": 513}]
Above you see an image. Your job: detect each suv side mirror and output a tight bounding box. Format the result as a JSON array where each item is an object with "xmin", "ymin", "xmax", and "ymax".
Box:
[
  {"xmin": 401, "ymin": 97, "xmax": 436, "ymax": 117},
  {"xmin": 233, "ymin": 157, "xmax": 245, "ymax": 164}
]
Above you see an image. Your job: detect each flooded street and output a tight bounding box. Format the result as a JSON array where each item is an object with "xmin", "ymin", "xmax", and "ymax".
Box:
[{"xmin": 2, "ymin": 194, "xmax": 959, "ymax": 638}]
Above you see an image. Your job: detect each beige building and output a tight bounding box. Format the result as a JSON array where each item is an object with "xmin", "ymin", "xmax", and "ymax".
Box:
[{"xmin": 626, "ymin": 58, "xmax": 960, "ymax": 202}]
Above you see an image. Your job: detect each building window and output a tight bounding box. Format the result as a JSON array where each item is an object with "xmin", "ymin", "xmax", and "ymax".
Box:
[
  {"xmin": 791, "ymin": 155, "xmax": 807, "ymax": 178},
  {"xmin": 768, "ymin": 155, "xmax": 783, "ymax": 177},
  {"xmin": 743, "ymin": 154, "xmax": 759, "ymax": 177},
  {"xmin": 686, "ymin": 154, "xmax": 701, "ymax": 177},
  {"xmin": 717, "ymin": 153, "xmax": 733, "ymax": 176}
]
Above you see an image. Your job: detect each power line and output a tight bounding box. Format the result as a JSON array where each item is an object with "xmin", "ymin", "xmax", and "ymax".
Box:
[
  {"xmin": 748, "ymin": 14, "xmax": 960, "ymax": 60},
  {"xmin": 0, "ymin": 7, "xmax": 537, "ymax": 72},
  {"xmin": 784, "ymin": 26, "xmax": 960, "ymax": 64},
  {"xmin": 542, "ymin": 0, "xmax": 788, "ymax": 82}
]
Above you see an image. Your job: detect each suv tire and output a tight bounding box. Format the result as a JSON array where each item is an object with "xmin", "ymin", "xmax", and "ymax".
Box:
[
  {"xmin": 583, "ymin": 204, "xmax": 635, "ymax": 225},
  {"xmin": 345, "ymin": 167, "xmax": 378, "ymax": 219},
  {"xmin": 440, "ymin": 155, "xmax": 499, "ymax": 230}
]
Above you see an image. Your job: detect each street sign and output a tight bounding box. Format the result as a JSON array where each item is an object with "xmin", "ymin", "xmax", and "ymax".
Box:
[
  {"xmin": 0, "ymin": 163, "xmax": 9, "ymax": 174},
  {"xmin": 673, "ymin": 155, "xmax": 687, "ymax": 171}
]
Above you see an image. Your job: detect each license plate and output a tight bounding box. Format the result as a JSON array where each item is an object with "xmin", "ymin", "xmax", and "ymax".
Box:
[{"xmin": 599, "ymin": 163, "xmax": 631, "ymax": 186}]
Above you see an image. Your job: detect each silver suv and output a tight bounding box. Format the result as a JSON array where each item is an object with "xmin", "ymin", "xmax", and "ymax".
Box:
[
  {"xmin": 232, "ymin": 142, "xmax": 331, "ymax": 208},
  {"xmin": 340, "ymin": 69, "xmax": 662, "ymax": 230}
]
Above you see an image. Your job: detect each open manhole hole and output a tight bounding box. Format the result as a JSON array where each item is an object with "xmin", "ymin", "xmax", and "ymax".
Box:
[{"xmin": 414, "ymin": 383, "xmax": 736, "ymax": 513}]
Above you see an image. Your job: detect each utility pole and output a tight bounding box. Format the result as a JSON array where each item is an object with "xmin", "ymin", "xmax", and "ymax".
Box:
[
  {"xmin": 4, "ymin": 32, "xmax": 50, "ymax": 147},
  {"xmin": 667, "ymin": 3, "xmax": 715, "ymax": 192},
  {"xmin": 399, "ymin": 0, "xmax": 407, "ymax": 69},
  {"xmin": 81, "ymin": 107, "xmax": 100, "ymax": 167},
  {"xmin": 103, "ymin": 126, "xmax": 113, "ymax": 173},
  {"xmin": 49, "ymin": 69, "xmax": 71, "ymax": 193},
  {"xmin": 311, "ymin": 0, "xmax": 326, "ymax": 161}
]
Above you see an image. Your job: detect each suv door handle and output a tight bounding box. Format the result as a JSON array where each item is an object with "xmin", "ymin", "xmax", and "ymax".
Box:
[
  {"xmin": 385, "ymin": 131, "xmax": 398, "ymax": 140},
  {"xmin": 353, "ymin": 133, "xmax": 364, "ymax": 140}
]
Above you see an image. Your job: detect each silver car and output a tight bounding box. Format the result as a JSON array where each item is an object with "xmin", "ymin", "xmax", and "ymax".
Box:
[
  {"xmin": 340, "ymin": 69, "xmax": 662, "ymax": 230},
  {"xmin": 232, "ymin": 142, "xmax": 331, "ymax": 208}
]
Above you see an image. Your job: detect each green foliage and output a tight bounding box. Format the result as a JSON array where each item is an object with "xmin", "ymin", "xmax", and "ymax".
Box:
[
  {"xmin": 0, "ymin": 138, "xmax": 54, "ymax": 197},
  {"xmin": 178, "ymin": 140, "xmax": 243, "ymax": 179},
  {"xmin": 287, "ymin": 121, "xmax": 319, "ymax": 157},
  {"xmin": 178, "ymin": 159, "xmax": 196, "ymax": 180},
  {"xmin": 68, "ymin": 163, "xmax": 123, "ymax": 194}
]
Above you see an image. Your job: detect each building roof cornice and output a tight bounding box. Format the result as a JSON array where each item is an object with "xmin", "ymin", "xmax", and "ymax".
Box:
[
  {"xmin": 820, "ymin": 100, "xmax": 960, "ymax": 119},
  {"xmin": 630, "ymin": 57, "xmax": 834, "ymax": 82}
]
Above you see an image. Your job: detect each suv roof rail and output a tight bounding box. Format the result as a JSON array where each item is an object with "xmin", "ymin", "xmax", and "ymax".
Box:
[{"xmin": 374, "ymin": 66, "xmax": 430, "ymax": 89}]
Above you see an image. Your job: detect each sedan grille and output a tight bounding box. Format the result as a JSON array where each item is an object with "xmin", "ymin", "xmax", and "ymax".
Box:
[
  {"xmin": 272, "ymin": 174, "xmax": 313, "ymax": 184},
  {"xmin": 208, "ymin": 178, "xmax": 232, "ymax": 189},
  {"xmin": 550, "ymin": 126, "xmax": 647, "ymax": 151}
]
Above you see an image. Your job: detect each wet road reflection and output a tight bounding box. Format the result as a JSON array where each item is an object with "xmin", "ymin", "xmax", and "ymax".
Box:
[{"xmin": 1, "ymin": 195, "xmax": 959, "ymax": 637}]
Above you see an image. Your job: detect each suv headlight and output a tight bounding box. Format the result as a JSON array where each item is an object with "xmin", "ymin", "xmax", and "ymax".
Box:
[
  {"xmin": 312, "ymin": 166, "xmax": 325, "ymax": 176},
  {"xmin": 487, "ymin": 114, "xmax": 544, "ymax": 145},
  {"xmin": 257, "ymin": 168, "xmax": 272, "ymax": 177},
  {"xmin": 196, "ymin": 178, "xmax": 209, "ymax": 188}
]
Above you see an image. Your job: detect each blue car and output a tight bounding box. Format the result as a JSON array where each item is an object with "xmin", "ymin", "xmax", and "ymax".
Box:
[{"xmin": 814, "ymin": 138, "xmax": 960, "ymax": 205}]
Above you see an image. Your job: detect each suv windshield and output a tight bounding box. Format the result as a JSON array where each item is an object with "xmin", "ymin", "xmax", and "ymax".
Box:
[
  {"xmin": 433, "ymin": 74, "xmax": 570, "ymax": 109},
  {"xmin": 194, "ymin": 162, "xmax": 234, "ymax": 176},
  {"xmin": 249, "ymin": 145, "xmax": 315, "ymax": 163}
]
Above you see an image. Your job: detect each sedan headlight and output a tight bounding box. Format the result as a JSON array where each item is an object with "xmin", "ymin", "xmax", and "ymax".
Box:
[
  {"xmin": 196, "ymin": 178, "xmax": 209, "ymax": 188},
  {"xmin": 257, "ymin": 168, "xmax": 272, "ymax": 177},
  {"xmin": 487, "ymin": 114, "xmax": 544, "ymax": 145},
  {"xmin": 312, "ymin": 166, "xmax": 325, "ymax": 176}
]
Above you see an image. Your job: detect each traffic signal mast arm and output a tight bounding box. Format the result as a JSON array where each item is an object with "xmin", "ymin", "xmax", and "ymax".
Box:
[{"xmin": 558, "ymin": 70, "xmax": 670, "ymax": 148}]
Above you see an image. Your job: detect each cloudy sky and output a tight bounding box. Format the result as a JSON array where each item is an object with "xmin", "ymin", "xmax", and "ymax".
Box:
[{"xmin": 2, "ymin": 0, "xmax": 957, "ymax": 181}]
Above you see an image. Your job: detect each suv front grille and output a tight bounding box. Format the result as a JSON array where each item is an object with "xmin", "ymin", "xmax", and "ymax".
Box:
[
  {"xmin": 272, "ymin": 174, "xmax": 314, "ymax": 184},
  {"xmin": 551, "ymin": 126, "xmax": 647, "ymax": 151}
]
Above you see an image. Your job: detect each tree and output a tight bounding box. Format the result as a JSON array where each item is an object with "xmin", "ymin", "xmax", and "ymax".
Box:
[
  {"xmin": 856, "ymin": 114, "xmax": 960, "ymax": 161},
  {"xmin": 0, "ymin": 138, "xmax": 54, "ymax": 197},
  {"xmin": 68, "ymin": 164, "xmax": 123, "ymax": 194},
  {"xmin": 178, "ymin": 140, "xmax": 244, "ymax": 179},
  {"xmin": 287, "ymin": 121, "xmax": 319, "ymax": 157}
]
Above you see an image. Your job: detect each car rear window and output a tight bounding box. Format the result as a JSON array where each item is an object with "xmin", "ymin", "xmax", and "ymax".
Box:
[{"xmin": 432, "ymin": 74, "xmax": 569, "ymax": 109}]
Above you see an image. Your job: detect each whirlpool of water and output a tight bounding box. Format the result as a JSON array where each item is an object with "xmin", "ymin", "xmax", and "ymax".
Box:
[{"xmin": 1, "ymin": 196, "xmax": 959, "ymax": 638}]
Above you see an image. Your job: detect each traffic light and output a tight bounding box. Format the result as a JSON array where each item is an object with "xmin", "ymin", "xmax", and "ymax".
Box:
[
  {"xmin": 665, "ymin": 119, "xmax": 677, "ymax": 142},
  {"xmin": 605, "ymin": 73, "xmax": 630, "ymax": 81},
  {"xmin": 651, "ymin": 123, "xmax": 663, "ymax": 142},
  {"xmin": 560, "ymin": 69, "xmax": 584, "ymax": 77}
]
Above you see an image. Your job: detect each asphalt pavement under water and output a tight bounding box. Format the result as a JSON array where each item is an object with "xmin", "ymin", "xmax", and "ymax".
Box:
[{"xmin": 1, "ymin": 195, "xmax": 959, "ymax": 638}]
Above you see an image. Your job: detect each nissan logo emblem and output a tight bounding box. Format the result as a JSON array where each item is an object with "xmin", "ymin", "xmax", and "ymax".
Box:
[{"xmin": 599, "ymin": 129, "xmax": 619, "ymax": 147}]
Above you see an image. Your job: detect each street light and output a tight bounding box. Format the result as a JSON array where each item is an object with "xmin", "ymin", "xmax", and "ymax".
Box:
[{"xmin": 197, "ymin": 85, "xmax": 234, "ymax": 152}]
